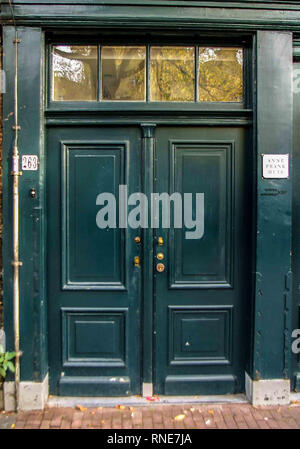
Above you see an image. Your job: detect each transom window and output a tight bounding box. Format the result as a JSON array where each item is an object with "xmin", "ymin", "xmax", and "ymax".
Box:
[{"xmin": 51, "ymin": 45, "xmax": 243, "ymax": 103}]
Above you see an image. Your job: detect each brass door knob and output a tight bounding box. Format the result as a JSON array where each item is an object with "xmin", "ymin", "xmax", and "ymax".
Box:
[
  {"xmin": 157, "ymin": 237, "xmax": 164, "ymax": 246},
  {"xmin": 157, "ymin": 252, "xmax": 164, "ymax": 260},
  {"xmin": 156, "ymin": 263, "xmax": 165, "ymax": 272},
  {"xmin": 134, "ymin": 236, "xmax": 141, "ymax": 244}
]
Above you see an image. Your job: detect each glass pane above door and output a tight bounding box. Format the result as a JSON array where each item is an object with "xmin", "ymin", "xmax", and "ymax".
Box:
[
  {"xmin": 150, "ymin": 47, "xmax": 195, "ymax": 102},
  {"xmin": 101, "ymin": 46, "xmax": 146, "ymax": 101},
  {"xmin": 52, "ymin": 45, "xmax": 98, "ymax": 101},
  {"xmin": 198, "ymin": 47, "xmax": 243, "ymax": 102}
]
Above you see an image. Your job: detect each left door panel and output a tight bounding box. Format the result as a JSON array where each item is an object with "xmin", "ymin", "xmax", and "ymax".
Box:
[{"xmin": 47, "ymin": 126, "xmax": 142, "ymax": 396}]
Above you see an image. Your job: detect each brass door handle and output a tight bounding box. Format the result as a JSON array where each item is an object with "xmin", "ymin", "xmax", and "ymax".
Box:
[{"xmin": 134, "ymin": 256, "xmax": 141, "ymax": 267}]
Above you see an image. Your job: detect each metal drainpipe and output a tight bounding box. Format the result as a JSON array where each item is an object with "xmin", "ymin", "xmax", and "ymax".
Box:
[{"xmin": 11, "ymin": 31, "xmax": 22, "ymax": 413}]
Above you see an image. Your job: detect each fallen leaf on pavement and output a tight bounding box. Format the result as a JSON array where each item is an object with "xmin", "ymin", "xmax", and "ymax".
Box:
[
  {"xmin": 76, "ymin": 404, "xmax": 87, "ymax": 412},
  {"xmin": 146, "ymin": 396, "xmax": 160, "ymax": 402},
  {"xmin": 174, "ymin": 414, "xmax": 186, "ymax": 421},
  {"xmin": 208, "ymin": 410, "xmax": 214, "ymax": 415},
  {"xmin": 115, "ymin": 405, "xmax": 126, "ymax": 410},
  {"xmin": 11, "ymin": 423, "xmax": 15, "ymax": 429}
]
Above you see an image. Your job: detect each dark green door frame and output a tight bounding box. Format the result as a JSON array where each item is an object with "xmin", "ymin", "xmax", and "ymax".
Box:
[
  {"xmin": 250, "ymin": 31, "xmax": 293, "ymax": 382},
  {"xmin": 2, "ymin": 26, "xmax": 48, "ymax": 383},
  {"xmin": 1, "ymin": 26, "xmax": 294, "ymax": 398},
  {"xmin": 291, "ymin": 44, "xmax": 300, "ymax": 391}
]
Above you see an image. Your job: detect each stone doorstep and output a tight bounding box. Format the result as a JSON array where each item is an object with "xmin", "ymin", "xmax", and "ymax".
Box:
[{"xmin": 47, "ymin": 394, "xmax": 248, "ymax": 409}]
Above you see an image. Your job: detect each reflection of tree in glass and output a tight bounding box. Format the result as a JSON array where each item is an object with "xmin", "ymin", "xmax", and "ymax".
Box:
[
  {"xmin": 101, "ymin": 47, "xmax": 146, "ymax": 101},
  {"xmin": 52, "ymin": 46, "xmax": 97, "ymax": 101},
  {"xmin": 198, "ymin": 48, "xmax": 243, "ymax": 102},
  {"xmin": 150, "ymin": 47, "xmax": 195, "ymax": 102}
]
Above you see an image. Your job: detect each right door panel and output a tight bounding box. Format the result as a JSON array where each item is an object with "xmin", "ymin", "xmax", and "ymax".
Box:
[{"xmin": 153, "ymin": 126, "xmax": 252, "ymax": 395}]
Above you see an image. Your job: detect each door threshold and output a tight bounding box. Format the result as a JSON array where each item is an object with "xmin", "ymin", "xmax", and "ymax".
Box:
[
  {"xmin": 291, "ymin": 392, "xmax": 300, "ymax": 402},
  {"xmin": 47, "ymin": 394, "xmax": 248, "ymax": 408}
]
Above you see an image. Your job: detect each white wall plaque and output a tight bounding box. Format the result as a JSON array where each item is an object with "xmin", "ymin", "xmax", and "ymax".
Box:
[
  {"xmin": 22, "ymin": 155, "xmax": 39, "ymax": 171},
  {"xmin": 262, "ymin": 154, "xmax": 289, "ymax": 179}
]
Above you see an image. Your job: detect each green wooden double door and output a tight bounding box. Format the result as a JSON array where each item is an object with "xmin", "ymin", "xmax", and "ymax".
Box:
[{"xmin": 47, "ymin": 125, "xmax": 252, "ymax": 396}]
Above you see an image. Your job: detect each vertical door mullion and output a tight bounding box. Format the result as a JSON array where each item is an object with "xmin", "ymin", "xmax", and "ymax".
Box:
[
  {"xmin": 141, "ymin": 123, "xmax": 156, "ymax": 396},
  {"xmin": 195, "ymin": 45, "xmax": 199, "ymax": 103},
  {"xmin": 98, "ymin": 45, "xmax": 101, "ymax": 102},
  {"xmin": 146, "ymin": 45, "xmax": 150, "ymax": 102}
]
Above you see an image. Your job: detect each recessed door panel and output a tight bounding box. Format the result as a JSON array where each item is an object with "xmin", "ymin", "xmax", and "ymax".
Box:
[
  {"xmin": 62, "ymin": 142, "xmax": 127, "ymax": 289},
  {"xmin": 168, "ymin": 306, "xmax": 233, "ymax": 366},
  {"xmin": 169, "ymin": 141, "xmax": 233, "ymax": 288}
]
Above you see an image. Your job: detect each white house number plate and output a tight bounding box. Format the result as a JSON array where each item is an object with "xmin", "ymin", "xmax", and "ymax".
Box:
[
  {"xmin": 262, "ymin": 154, "xmax": 289, "ymax": 179},
  {"xmin": 22, "ymin": 155, "xmax": 39, "ymax": 171}
]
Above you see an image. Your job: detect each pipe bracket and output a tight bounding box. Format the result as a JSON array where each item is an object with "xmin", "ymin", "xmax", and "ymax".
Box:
[{"xmin": 11, "ymin": 261, "xmax": 23, "ymax": 267}]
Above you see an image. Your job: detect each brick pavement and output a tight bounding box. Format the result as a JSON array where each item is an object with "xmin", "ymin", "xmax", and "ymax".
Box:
[{"xmin": 0, "ymin": 402, "xmax": 300, "ymax": 429}]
